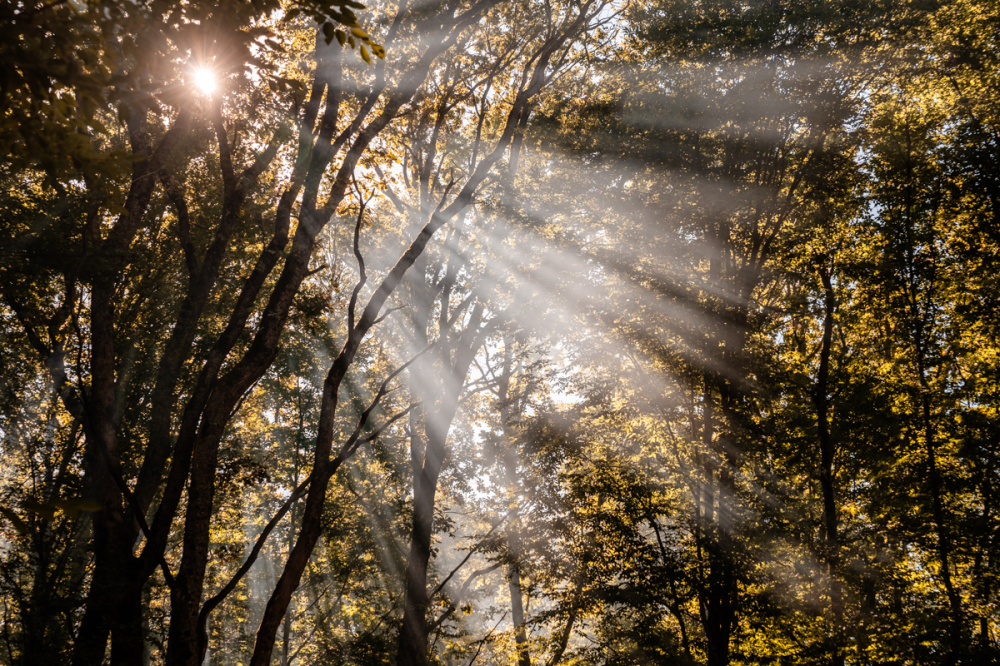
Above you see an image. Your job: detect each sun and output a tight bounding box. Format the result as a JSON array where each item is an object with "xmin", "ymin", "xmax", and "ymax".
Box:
[{"xmin": 191, "ymin": 67, "xmax": 217, "ymax": 95}]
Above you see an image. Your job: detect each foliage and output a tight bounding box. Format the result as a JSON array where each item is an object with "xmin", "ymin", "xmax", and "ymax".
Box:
[{"xmin": 1, "ymin": 1, "xmax": 999, "ymax": 665}]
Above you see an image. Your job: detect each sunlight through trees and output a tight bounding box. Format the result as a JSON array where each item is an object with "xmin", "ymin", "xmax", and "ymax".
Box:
[{"xmin": 1, "ymin": 0, "xmax": 998, "ymax": 665}]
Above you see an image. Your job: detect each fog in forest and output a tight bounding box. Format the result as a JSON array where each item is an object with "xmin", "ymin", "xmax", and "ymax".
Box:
[{"xmin": 1, "ymin": 1, "xmax": 998, "ymax": 665}]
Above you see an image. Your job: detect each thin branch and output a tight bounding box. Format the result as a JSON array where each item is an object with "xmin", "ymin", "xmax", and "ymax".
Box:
[
  {"xmin": 211, "ymin": 98, "xmax": 236, "ymax": 201},
  {"xmin": 197, "ymin": 475, "xmax": 313, "ymax": 636},
  {"xmin": 159, "ymin": 171, "xmax": 197, "ymax": 274},
  {"xmin": 465, "ymin": 613, "xmax": 507, "ymax": 666},
  {"xmin": 428, "ymin": 563, "xmax": 503, "ymax": 634},
  {"xmin": 348, "ymin": 186, "xmax": 371, "ymax": 332},
  {"xmin": 429, "ymin": 508, "xmax": 514, "ymax": 602},
  {"xmin": 91, "ymin": 428, "xmax": 175, "ymax": 589},
  {"xmin": 334, "ymin": 344, "xmax": 436, "ymax": 466}
]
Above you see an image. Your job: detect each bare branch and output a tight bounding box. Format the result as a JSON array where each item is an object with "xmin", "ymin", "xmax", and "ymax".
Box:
[{"xmin": 196, "ymin": 475, "xmax": 313, "ymax": 640}]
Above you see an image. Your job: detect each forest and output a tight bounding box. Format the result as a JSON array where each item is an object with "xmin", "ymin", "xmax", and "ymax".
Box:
[{"xmin": 1, "ymin": 0, "xmax": 998, "ymax": 664}]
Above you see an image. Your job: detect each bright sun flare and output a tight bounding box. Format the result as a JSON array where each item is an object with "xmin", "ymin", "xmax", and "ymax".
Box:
[{"xmin": 192, "ymin": 68, "xmax": 216, "ymax": 94}]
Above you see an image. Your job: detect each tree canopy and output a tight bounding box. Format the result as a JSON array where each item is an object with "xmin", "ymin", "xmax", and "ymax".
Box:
[{"xmin": 1, "ymin": 0, "xmax": 998, "ymax": 665}]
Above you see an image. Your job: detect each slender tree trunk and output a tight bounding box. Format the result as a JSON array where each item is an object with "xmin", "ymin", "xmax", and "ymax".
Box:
[
  {"xmin": 397, "ymin": 402, "xmax": 455, "ymax": 666},
  {"xmin": 396, "ymin": 254, "xmax": 435, "ymax": 666},
  {"xmin": 695, "ymin": 381, "xmax": 737, "ymax": 666},
  {"xmin": 815, "ymin": 267, "xmax": 844, "ymax": 666},
  {"xmin": 508, "ymin": 567, "xmax": 531, "ymax": 666},
  {"xmin": 703, "ymin": 500, "xmax": 737, "ymax": 666},
  {"xmin": 974, "ymin": 470, "xmax": 994, "ymax": 653},
  {"xmin": 697, "ymin": 249, "xmax": 741, "ymax": 666},
  {"xmin": 498, "ymin": 334, "xmax": 531, "ymax": 666},
  {"xmin": 701, "ymin": 543, "xmax": 734, "ymax": 666},
  {"xmin": 396, "ymin": 300, "xmax": 485, "ymax": 665},
  {"xmin": 281, "ymin": 427, "xmax": 301, "ymax": 666},
  {"xmin": 168, "ymin": 410, "xmax": 236, "ymax": 666},
  {"xmin": 900, "ymin": 172, "xmax": 964, "ymax": 663},
  {"xmin": 917, "ymin": 359, "xmax": 963, "ymax": 666}
]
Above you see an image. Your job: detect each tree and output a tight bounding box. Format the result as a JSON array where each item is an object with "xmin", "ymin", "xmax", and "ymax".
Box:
[
  {"xmin": 0, "ymin": 1, "xmax": 605, "ymax": 664},
  {"xmin": 4, "ymin": 1, "xmax": 1000, "ymax": 665}
]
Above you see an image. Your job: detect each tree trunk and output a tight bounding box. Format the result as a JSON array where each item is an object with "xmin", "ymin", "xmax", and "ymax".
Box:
[
  {"xmin": 498, "ymin": 334, "xmax": 531, "ymax": 666},
  {"xmin": 694, "ymin": 381, "xmax": 738, "ymax": 666},
  {"xmin": 702, "ymin": 507, "xmax": 737, "ymax": 666},
  {"xmin": 73, "ymin": 281, "xmax": 146, "ymax": 666},
  {"xmin": 815, "ymin": 266, "xmax": 844, "ymax": 666},
  {"xmin": 918, "ymin": 365, "xmax": 963, "ymax": 666},
  {"xmin": 396, "ymin": 301, "xmax": 485, "ymax": 665},
  {"xmin": 508, "ymin": 566, "xmax": 531, "ymax": 666},
  {"xmin": 900, "ymin": 171, "xmax": 964, "ymax": 663},
  {"xmin": 396, "ymin": 403, "xmax": 454, "ymax": 666}
]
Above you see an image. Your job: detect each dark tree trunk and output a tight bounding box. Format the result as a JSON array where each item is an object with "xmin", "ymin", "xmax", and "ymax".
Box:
[
  {"xmin": 694, "ymin": 381, "xmax": 738, "ymax": 666},
  {"xmin": 73, "ymin": 281, "xmax": 146, "ymax": 666},
  {"xmin": 899, "ymin": 161, "xmax": 964, "ymax": 664},
  {"xmin": 815, "ymin": 266, "xmax": 844, "ymax": 666},
  {"xmin": 702, "ymin": 494, "xmax": 737, "ymax": 666},
  {"xmin": 396, "ymin": 295, "xmax": 485, "ymax": 665},
  {"xmin": 918, "ymin": 363, "xmax": 964, "ymax": 666},
  {"xmin": 397, "ymin": 404, "xmax": 455, "ymax": 666}
]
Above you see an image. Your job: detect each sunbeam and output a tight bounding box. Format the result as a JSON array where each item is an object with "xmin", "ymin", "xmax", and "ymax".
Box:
[{"xmin": 3, "ymin": 1, "xmax": 995, "ymax": 664}]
